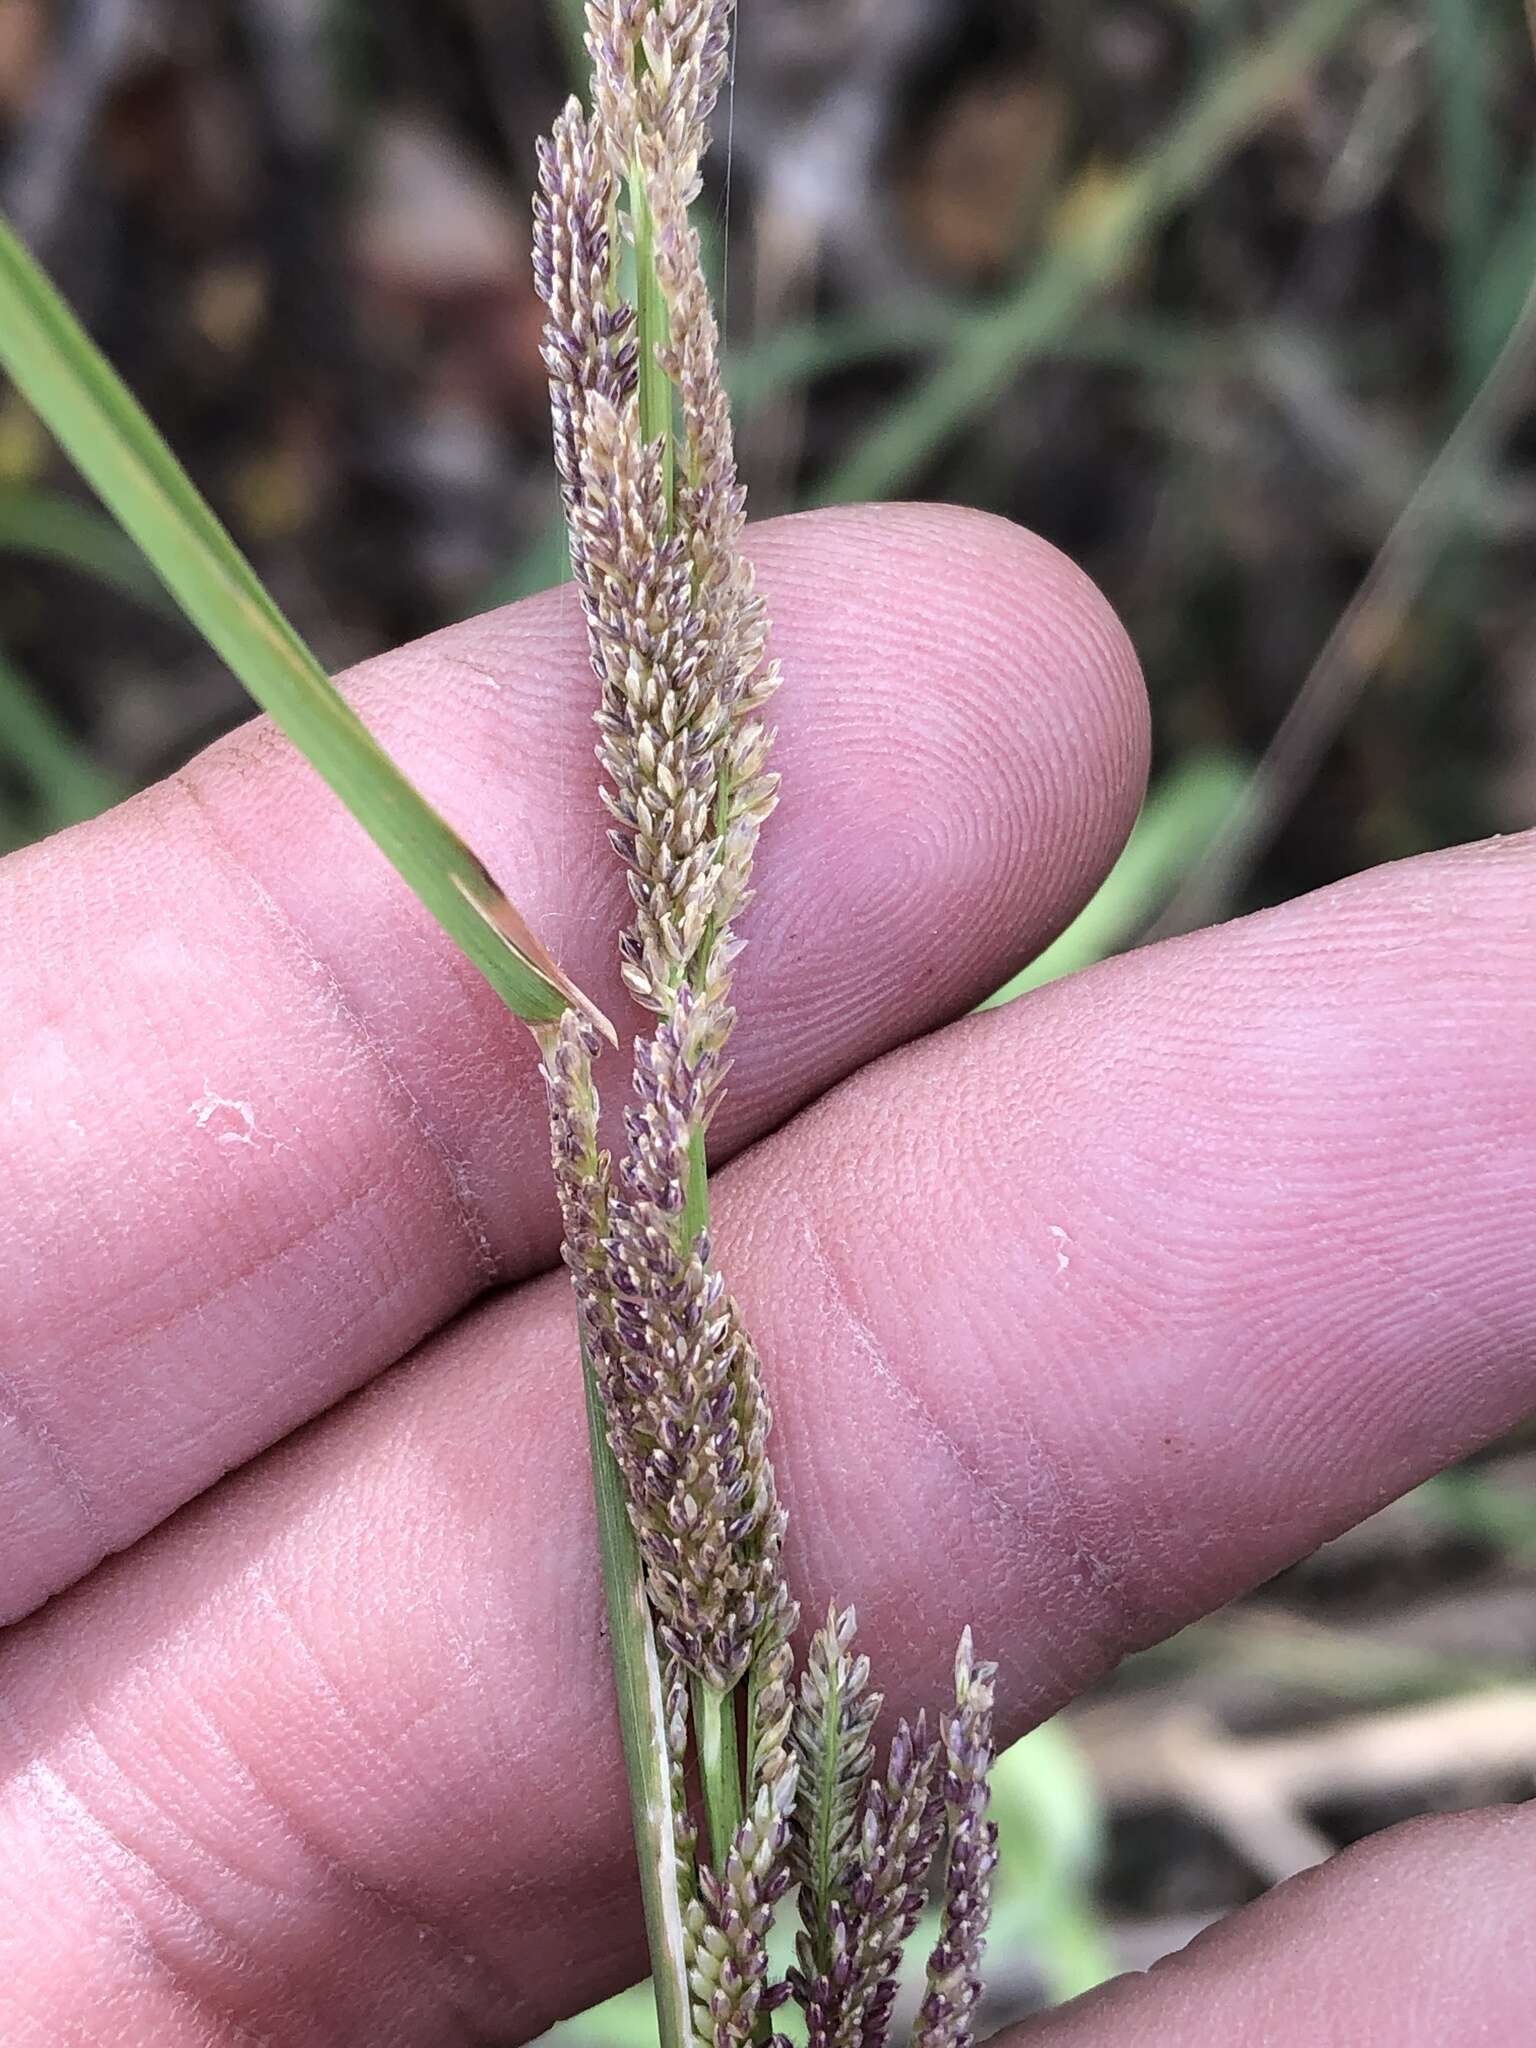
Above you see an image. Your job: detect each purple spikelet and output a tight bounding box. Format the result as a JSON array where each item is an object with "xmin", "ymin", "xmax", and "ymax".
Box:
[
  {"xmin": 790, "ymin": 1710, "xmax": 947, "ymax": 2048},
  {"xmin": 913, "ymin": 1634, "xmax": 1000, "ymax": 2048}
]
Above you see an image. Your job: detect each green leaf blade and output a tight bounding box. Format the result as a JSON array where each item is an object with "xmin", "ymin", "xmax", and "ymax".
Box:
[{"xmin": 0, "ymin": 214, "xmax": 609, "ymax": 1041}]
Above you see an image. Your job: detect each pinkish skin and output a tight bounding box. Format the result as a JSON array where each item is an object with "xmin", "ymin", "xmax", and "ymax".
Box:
[
  {"xmin": 0, "ymin": 504, "xmax": 1145, "ymax": 1624},
  {"xmin": 0, "ymin": 504, "xmax": 1533, "ymax": 2044},
  {"xmin": 1016, "ymin": 1806, "xmax": 1535, "ymax": 2047}
]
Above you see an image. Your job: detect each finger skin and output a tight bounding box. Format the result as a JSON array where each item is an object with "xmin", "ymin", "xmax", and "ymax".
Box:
[
  {"xmin": 0, "ymin": 503, "xmax": 1146, "ymax": 1625},
  {"xmin": 1009, "ymin": 1805, "xmax": 1536, "ymax": 2046},
  {"xmin": 0, "ymin": 833, "xmax": 1532, "ymax": 2044}
]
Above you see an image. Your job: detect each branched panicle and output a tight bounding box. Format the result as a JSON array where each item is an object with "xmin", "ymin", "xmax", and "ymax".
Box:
[
  {"xmin": 679, "ymin": 1568, "xmax": 799, "ymax": 2044},
  {"xmin": 570, "ymin": 384, "xmax": 732, "ymax": 1015},
  {"xmin": 913, "ymin": 1634, "xmax": 999, "ymax": 2048},
  {"xmin": 686, "ymin": 1769, "xmax": 799, "ymax": 2048},
  {"xmin": 544, "ymin": 867, "xmax": 784, "ymax": 1703},
  {"xmin": 535, "ymin": 19, "xmax": 1000, "ymax": 2041},
  {"xmin": 537, "ymin": 1010, "xmax": 610, "ymax": 1292},
  {"xmin": 748, "ymin": 1583, "xmax": 803, "ymax": 2020},
  {"xmin": 532, "ymin": 102, "xmax": 636, "ymax": 537},
  {"xmin": 540, "ymin": 4, "xmax": 780, "ymax": 1016},
  {"xmin": 791, "ymin": 1714, "xmax": 947, "ymax": 2048},
  {"xmin": 533, "ymin": 83, "xmax": 730, "ymax": 1016},
  {"xmin": 587, "ymin": 0, "xmax": 734, "ymax": 185},
  {"xmin": 585, "ymin": 997, "xmax": 785, "ymax": 1691},
  {"xmin": 750, "ymin": 1583, "xmax": 800, "ymax": 1812},
  {"xmin": 624, "ymin": 981, "xmax": 729, "ymax": 1212},
  {"xmin": 644, "ymin": 143, "xmax": 775, "ymax": 703},
  {"xmin": 637, "ymin": 55, "xmax": 781, "ymax": 952},
  {"xmin": 790, "ymin": 1606, "xmax": 882, "ymax": 1981},
  {"xmin": 568, "ymin": 369, "xmax": 774, "ymax": 1015}
]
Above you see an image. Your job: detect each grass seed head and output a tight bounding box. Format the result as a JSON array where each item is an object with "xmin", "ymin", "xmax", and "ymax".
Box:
[{"xmin": 914, "ymin": 1634, "xmax": 1001, "ymax": 2048}]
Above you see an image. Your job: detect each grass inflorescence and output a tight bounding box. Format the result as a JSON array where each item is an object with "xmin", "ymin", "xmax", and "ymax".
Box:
[{"xmin": 532, "ymin": 6, "xmax": 997, "ymax": 2042}]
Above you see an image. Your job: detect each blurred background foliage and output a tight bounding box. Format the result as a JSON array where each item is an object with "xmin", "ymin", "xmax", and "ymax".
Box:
[{"xmin": 2, "ymin": 0, "xmax": 1534, "ymax": 2030}]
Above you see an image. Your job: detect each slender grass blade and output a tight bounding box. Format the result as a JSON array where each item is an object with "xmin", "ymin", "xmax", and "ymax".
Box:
[{"xmin": 0, "ymin": 215, "xmax": 611, "ymax": 1041}]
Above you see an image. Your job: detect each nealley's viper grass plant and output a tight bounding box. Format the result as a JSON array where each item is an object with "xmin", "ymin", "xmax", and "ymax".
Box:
[
  {"xmin": 0, "ymin": 3, "xmax": 997, "ymax": 2038},
  {"xmin": 530, "ymin": 7, "xmax": 997, "ymax": 2043}
]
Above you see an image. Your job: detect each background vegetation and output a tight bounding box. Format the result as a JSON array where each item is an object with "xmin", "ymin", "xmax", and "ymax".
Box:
[{"xmin": 2, "ymin": 0, "xmax": 1533, "ymax": 2030}]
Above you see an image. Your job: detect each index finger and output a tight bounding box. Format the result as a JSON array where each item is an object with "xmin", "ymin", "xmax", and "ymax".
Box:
[
  {"xmin": 0, "ymin": 832, "xmax": 1529, "ymax": 2046},
  {"xmin": 0, "ymin": 502, "xmax": 1147, "ymax": 1624},
  {"xmin": 1013, "ymin": 1806, "xmax": 1536, "ymax": 2046}
]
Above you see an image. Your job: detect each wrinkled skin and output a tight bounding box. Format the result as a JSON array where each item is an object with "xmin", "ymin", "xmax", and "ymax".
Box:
[{"xmin": 1, "ymin": 504, "xmax": 1532, "ymax": 2046}]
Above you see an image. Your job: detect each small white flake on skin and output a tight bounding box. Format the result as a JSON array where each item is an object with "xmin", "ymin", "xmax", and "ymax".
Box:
[{"xmin": 189, "ymin": 1089, "xmax": 259, "ymax": 1149}]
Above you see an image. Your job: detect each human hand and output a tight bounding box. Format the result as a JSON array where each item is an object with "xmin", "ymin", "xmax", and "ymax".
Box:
[{"xmin": 1, "ymin": 505, "xmax": 1531, "ymax": 2044}]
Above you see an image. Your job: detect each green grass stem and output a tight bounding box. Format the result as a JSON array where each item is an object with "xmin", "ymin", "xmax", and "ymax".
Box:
[
  {"xmin": 631, "ymin": 168, "xmax": 676, "ymax": 509},
  {"xmin": 692, "ymin": 1676, "xmax": 744, "ymax": 1870},
  {"xmin": 583, "ymin": 1341, "xmax": 694, "ymax": 2048}
]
